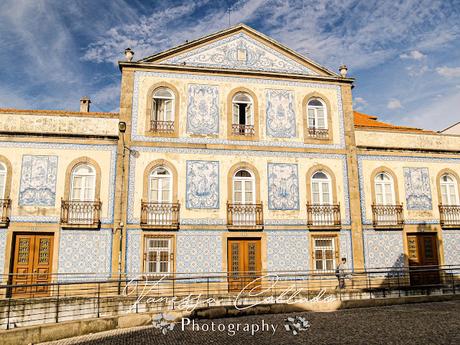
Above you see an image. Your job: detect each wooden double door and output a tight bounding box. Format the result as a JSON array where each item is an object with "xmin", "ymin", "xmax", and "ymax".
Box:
[
  {"xmin": 227, "ymin": 239, "xmax": 262, "ymax": 291},
  {"xmin": 10, "ymin": 233, "xmax": 54, "ymax": 297},
  {"xmin": 407, "ymin": 233, "xmax": 440, "ymax": 286}
]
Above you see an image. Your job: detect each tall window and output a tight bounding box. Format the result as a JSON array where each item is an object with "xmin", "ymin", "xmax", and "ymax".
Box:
[
  {"xmin": 70, "ymin": 164, "xmax": 96, "ymax": 201},
  {"xmin": 149, "ymin": 167, "xmax": 172, "ymax": 203},
  {"xmin": 232, "ymin": 92, "xmax": 254, "ymax": 135},
  {"xmin": 440, "ymin": 174, "xmax": 459, "ymax": 205},
  {"xmin": 233, "ymin": 169, "xmax": 255, "ymax": 204},
  {"xmin": 152, "ymin": 88, "xmax": 174, "ymax": 122},
  {"xmin": 0, "ymin": 163, "xmax": 6, "ymax": 199},
  {"xmin": 374, "ymin": 172, "xmax": 395, "ymax": 205},
  {"xmin": 307, "ymin": 99, "xmax": 327, "ymax": 130},
  {"xmin": 311, "ymin": 171, "xmax": 332, "ymax": 204},
  {"xmin": 313, "ymin": 237, "xmax": 336, "ymax": 271},
  {"xmin": 144, "ymin": 237, "xmax": 172, "ymax": 274}
]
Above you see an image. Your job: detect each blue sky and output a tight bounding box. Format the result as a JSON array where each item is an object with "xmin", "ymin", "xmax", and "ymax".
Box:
[{"xmin": 0, "ymin": 0, "xmax": 459, "ymax": 130}]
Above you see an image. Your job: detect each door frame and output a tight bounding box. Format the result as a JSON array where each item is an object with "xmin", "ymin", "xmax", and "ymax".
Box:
[{"xmin": 222, "ymin": 232, "xmax": 266, "ymax": 274}]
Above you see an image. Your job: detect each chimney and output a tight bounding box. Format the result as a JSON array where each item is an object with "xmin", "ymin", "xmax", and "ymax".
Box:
[{"xmin": 80, "ymin": 97, "xmax": 91, "ymax": 112}]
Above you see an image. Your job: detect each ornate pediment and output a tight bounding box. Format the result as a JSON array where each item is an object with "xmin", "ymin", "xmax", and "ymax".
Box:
[{"xmin": 158, "ymin": 32, "xmax": 319, "ymax": 76}]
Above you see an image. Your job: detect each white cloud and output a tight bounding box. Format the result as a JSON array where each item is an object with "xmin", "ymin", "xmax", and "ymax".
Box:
[
  {"xmin": 400, "ymin": 50, "xmax": 426, "ymax": 60},
  {"xmin": 387, "ymin": 98, "xmax": 403, "ymax": 110},
  {"xmin": 353, "ymin": 97, "xmax": 368, "ymax": 110},
  {"xmin": 436, "ymin": 66, "xmax": 460, "ymax": 78},
  {"xmin": 405, "ymin": 64, "xmax": 429, "ymax": 77}
]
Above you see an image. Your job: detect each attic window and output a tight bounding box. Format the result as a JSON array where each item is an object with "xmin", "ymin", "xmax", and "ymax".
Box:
[{"xmin": 237, "ymin": 48, "xmax": 247, "ymax": 62}]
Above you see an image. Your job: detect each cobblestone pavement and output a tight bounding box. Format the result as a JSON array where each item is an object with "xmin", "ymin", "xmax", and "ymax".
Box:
[{"xmin": 43, "ymin": 300, "xmax": 460, "ymax": 345}]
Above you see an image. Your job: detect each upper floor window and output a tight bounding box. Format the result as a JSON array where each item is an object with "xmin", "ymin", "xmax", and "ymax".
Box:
[
  {"xmin": 440, "ymin": 174, "xmax": 459, "ymax": 205},
  {"xmin": 0, "ymin": 163, "xmax": 6, "ymax": 199},
  {"xmin": 232, "ymin": 92, "xmax": 254, "ymax": 136},
  {"xmin": 374, "ymin": 172, "xmax": 395, "ymax": 205},
  {"xmin": 151, "ymin": 88, "xmax": 175, "ymax": 133},
  {"xmin": 149, "ymin": 167, "xmax": 172, "ymax": 203},
  {"xmin": 311, "ymin": 171, "xmax": 332, "ymax": 204},
  {"xmin": 70, "ymin": 164, "xmax": 96, "ymax": 201},
  {"xmin": 233, "ymin": 169, "xmax": 255, "ymax": 204}
]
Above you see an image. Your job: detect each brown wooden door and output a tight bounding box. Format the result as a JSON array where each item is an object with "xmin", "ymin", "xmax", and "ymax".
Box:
[
  {"xmin": 407, "ymin": 234, "xmax": 439, "ymax": 286},
  {"xmin": 11, "ymin": 233, "xmax": 54, "ymax": 297},
  {"xmin": 228, "ymin": 239, "xmax": 261, "ymax": 292}
]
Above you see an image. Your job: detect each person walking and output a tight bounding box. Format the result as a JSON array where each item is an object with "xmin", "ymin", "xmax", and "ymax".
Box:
[{"xmin": 335, "ymin": 257, "xmax": 347, "ymax": 289}]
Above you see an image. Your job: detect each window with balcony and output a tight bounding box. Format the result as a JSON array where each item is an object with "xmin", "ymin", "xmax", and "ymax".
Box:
[
  {"xmin": 141, "ymin": 166, "xmax": 179, "ymax": 229},
  {"xmin": 232, "ymin": 92, "xmax": 254, "ymax": 136},
  {"xmin": 307, "ymin": 98, "xmax": 328, "ymax": 139},
  {"xmin": 227, "ymin": 169, "xmax": 263, "ymax": 228},
  {"xmin": 151, "ymin": 87, "xmax": 175, "ymax": 133},
  {"xmin": 372, "ymin": 172, "xmax": 403, "ymax": 228},
  {"xmin": 61, "ymin": 164, "xmax": 101, "ymax": 227},
  {"xmin": 313, "ymin": 236, "xmax": 337, "ymax": 272},
  {"xmin": 144, "ymin": 237, "xmax": 173, "ymax": 275},
  {"xmin": 439, "ymin": 173, "xmax": 460, "ymax": 227},
  {"xmin": 307, "ymin": 171, "xmax": 340, "ymax": 228}
]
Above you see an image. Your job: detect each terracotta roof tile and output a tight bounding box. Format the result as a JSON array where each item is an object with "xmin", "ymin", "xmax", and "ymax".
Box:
[
  {"xmin": 353, "ymin": 111, "xmax": 433, "ymax": 133},
  {"xmin": 0, "ymin": 108, "xmax": 118, "ymax": 117}
]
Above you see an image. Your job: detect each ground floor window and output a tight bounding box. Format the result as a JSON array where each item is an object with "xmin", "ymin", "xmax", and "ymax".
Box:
[
  {"xmin": 313, "ymin": 236, "xmax": 337, "ymax": 272},
  {"xmin": 144, "ymin": 237, "xmax": 173, "ymax": 274}
]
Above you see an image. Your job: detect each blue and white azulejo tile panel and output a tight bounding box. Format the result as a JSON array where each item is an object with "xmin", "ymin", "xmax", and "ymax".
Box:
[
  {"xmin": 339, "ymin": 230, "xmax": 353, "ymax": 269},
  {"xmin": 442, "ymin": 230, "xmax": 460, "ymax": 266},
  {"xmin": 126, "ymin": 229, "xmax": 142, "ymax": 278},
  {"xmin": 58, "ymin": 229, "xmax": 112, "ymax": 280},
  {"xmin": 266, "ymin": 89, "xmax": 296, "ymax": 138},
  {"xmin": 363, "ymin": 230, "xmax": 405, "ymax": 269},
  {"xmin": 186, "ymin": 84, "xmax": 219, "ymax": 135},
  {"xmin": 266, "ymin": 230, "xmax": 309, "ymax": 272},
  {"xmin": 267, "ymin": 163, "xmax": 299, "ymax": 210},
  {"xmin": 0, "ymin": 230, "xmax": 6, "ymax": 276},
  {"xmin": 403, "ymin": 167, "xmax": 432, "ymax": 210},
  {"xmin": 176, "ymin": 231, "xmax": 222, "ymax": 273},
  {"xmin": 186, "ymin": 160, "xmax": 219, "ymax": 209},
  {"xmin": 19, "ymin": 155, "xmax": 58, "ymax": 206}
]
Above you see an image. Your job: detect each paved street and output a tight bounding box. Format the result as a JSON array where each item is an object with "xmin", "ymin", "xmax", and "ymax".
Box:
[{"xmin": 43, "ymin": 300, "xmax": 460, "ymax": 345}]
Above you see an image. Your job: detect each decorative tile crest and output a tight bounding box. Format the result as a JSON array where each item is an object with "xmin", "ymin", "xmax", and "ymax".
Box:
[
  {"xmin": 186, "ymin": 84, "xmax": 219, "ymax": 135},
  {"xmin": 268, "ymin": 163, "xmax": 299, "ymax": 210},
  {"xmin": 131, "ymin": 71, "xmax": 346, "ymax": 150},
  {"xmin": 19, "ymin": 155, "xmax": 58, "ymax": 206},
  {"xmin": 403, "ymin": 167, "xmax": 432, "ymax": 210},
  {"xmin": 266, "ymin": 90, "xmax": 296, "ymax": 138},
  {"xmin": 186, "ymin": 160, "xmax": 219, "ymax": 209},
  {"xmin": 160, "ymin": 32, "xmax": 317, "ymax": 75}
]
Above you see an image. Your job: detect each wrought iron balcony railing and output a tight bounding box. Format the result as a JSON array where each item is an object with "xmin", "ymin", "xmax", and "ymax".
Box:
[
  {"xmin": 232, "ymin": 124, "xmax": 255, "ymax": 136},
  {"xmin": 308, "ymin": 127, "xmax": 329, "ymax": 139},
  {"xmin": 227, "ymin": 202, "xmax": 263, "ymax": 229},
  {"xmin": 439, "ymin": 204, "xmax": 460, "ymax": 228},
  {"xmin": 306, "ymin": 203, "xmax": 341, "ymax": 228},
  {"xmin": 60, "ymin": 199, "xmax": 101, "ymax": 228},
  {"xmin": 0, "ymin": 198, "xmax": 11, "ymax": 227},
  {"xmin": 150, "ymin": 120, "xmax": 175, "ymax": 133},
  {"xmin": 372, "ymin": 204, "xmax": 404, "ymax": 228},
  {"xmin": 140, "ymin": 201, "xmax": 180, "ymax": 229}
]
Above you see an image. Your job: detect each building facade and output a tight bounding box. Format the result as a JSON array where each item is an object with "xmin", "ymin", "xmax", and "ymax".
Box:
[{"xmin": 0, "ymin": 25, "xmax": 459, "ymax": 289}]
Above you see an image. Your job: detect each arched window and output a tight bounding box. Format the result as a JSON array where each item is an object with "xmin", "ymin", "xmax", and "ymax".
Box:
[
  {"xmin": 149, "ymin": 167, "xmax": 172, "ymax": 203},
  {"xmin": 233, "ymin": 169, "xmax": 255, "ymax": 204},
  {"xmin": 70, "ymin": 164, "xmax": 96, "ymax": 201},
  {"xmin": 440, "ymin": 174, "xmax": 459, "ymax": 205},
  {"xmin": 232, "ymin": 92, "xmax": 254, "ymax": 135},
  {"xmin": 307, "ymin": 98, "xmax": 327, "ymax": 130},
  {"xmin": 311, "ymin": 171, "xmax": 332, "ymax": 204},
  {"xmin": 0, "ymin": 163, "xmax": 6, "ymax": 199},
  {"xmin": 374, "ymin": 172, "xmax": 395, "ymax": 205},
  {"xmin": 152, "ymin": 87, "xmax": 174, "ymax": 122}
]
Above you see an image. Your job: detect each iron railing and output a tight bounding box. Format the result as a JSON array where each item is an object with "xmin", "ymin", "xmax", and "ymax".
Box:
[
  {"xmin": 232, "ymin": 124, "xmax": 255, "ymax": 136},
  {"xmin": 140, "ymin": 201, "xmax": 180, "ymax": 229},
  {"xmin": 439, "ymin": 204, "xmax": 460, "ymax": 228},
  {"xmin": 150, "ymin": 120, "xmax": 175, "ymax": 133},
  {"xmin": 227, "ymin": 202, "xmax": 263, "ymax": 228},
  {"xmin": 372, "ymin": 204, "xmax": 404, "ymax": 228},
  {"xmin": 308, "ymin": 127, "xmax": 329, "ymax": 139},
  {"xmin": 306, "ymin": 203, "xmax": 341, "ymax": 228},
  {"xmin": 0, "ymin": 198, "xmax": 10, "ymax": 226},
  {"xmin": 60, "ymin": 199, "xmax": 101, "ymax": 228},
  {"xmin": 0, "ymin": 265, "xmax": 458, "ymax": 330}
]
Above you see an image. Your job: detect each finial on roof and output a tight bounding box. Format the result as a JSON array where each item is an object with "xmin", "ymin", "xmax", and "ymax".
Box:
[
  {"xmin": 339, "ymin": 64, "xmax": 348, "ymax": 78},
  {"xmin": 124, "ymin": 48, "xmax": 134, "ymax": 62}
]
